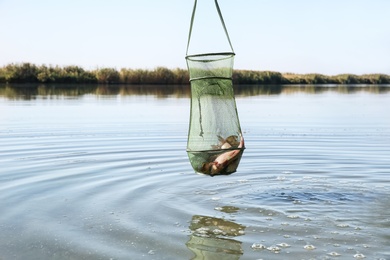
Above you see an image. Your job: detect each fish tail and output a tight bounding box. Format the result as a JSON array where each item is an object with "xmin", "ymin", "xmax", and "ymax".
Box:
[{"xmin": 238, "ymin": 134, "xmax": 245, "ymax": 149}]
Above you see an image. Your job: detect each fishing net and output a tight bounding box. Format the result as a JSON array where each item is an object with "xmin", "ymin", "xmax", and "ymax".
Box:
[{"xmin": 186, "ymin": 0, "xmax": 245, "ymax": 176}]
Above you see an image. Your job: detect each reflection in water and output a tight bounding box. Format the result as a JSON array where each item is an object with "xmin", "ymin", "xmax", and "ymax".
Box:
[
  {"xmin": 0, "ymin": 84, "xmax": 389, "ymax": 100},
  {"xmin": 186, "ymin": 215, "xmax": 245, "ymax": 259}
]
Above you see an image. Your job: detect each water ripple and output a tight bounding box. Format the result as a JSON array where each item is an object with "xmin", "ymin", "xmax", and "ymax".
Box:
[{"xmin": 1, "ymin": 92, "xmax": 390, "ymax": 259}]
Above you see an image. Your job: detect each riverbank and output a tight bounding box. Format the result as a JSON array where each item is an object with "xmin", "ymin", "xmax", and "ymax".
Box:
[{"xmin": 1, "ymin": 63, "xmax": 389, "ymax": 85}]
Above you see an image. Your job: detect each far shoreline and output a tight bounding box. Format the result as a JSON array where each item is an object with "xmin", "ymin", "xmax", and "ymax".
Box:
[{"xmin": 1, "ymin": 63, "xmax": 389, "ymax": 85}]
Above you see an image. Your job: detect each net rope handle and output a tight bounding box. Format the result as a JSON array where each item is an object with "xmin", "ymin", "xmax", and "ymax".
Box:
[{"xmin": 186, "ymin": 0, "xmax": 235, "ymax": 56}]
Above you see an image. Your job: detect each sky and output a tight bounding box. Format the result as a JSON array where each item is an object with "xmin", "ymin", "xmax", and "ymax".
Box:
[{"xmin": 0, "ymin": 0, "xmax": 389, "ymax": 75}]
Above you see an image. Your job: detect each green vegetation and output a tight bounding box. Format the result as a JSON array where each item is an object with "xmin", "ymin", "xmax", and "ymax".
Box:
[{"xmin": 0, "ymin": 63, "xmax": 389, "ymax": 85}]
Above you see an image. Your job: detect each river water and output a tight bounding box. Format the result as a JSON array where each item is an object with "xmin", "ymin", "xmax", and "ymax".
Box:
[{"xmin": 0, "ymin": 84, "xmax": 389, "ymax": 259}]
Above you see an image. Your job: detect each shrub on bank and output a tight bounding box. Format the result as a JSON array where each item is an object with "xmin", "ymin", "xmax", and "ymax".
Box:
[{"xmin": 0, "ymin": 63, "xmax": 389, "ymax": 85}]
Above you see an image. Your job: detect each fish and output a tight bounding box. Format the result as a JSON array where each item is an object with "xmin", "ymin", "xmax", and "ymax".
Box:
[
  {"xmin": 225, "ymin": 135, "xmax": 239, "ymax": 147},
  {"xmin": 201, "ymin": 134, "xmax": 245, "ymax": 176},
  {"xmin": 211, "ymin": 135, "xmax": 239, "ymax": 150},
  {"xmin": 221, "ymin": 142, "xmax": 232, "ymax": 149}
]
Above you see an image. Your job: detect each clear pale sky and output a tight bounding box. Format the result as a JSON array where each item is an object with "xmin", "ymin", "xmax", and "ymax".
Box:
[{"xmin": 1, "ymin": 0, "xmax": 389, "ymax": 75}]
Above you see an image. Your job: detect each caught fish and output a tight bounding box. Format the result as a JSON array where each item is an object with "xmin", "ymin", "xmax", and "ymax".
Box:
[
  {"xmin": 211, "ymin": 135, "xmax": 239, "ymax": 150},
  {"xmin": 201, "ymin": 134, "xmax": 245, "ymax": 176},
  {"xmin": 224, "ymin": 135, "xmax": 239, "ymax": 147}
]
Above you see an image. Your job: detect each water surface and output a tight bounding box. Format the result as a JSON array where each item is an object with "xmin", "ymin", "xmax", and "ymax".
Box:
[{"xmin": 1, "ymin": 84, "xmax": 389, "ymax": 259}]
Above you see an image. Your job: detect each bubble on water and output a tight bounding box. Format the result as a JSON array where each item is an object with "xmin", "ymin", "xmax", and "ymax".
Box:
[
  {"xmin": 212, "ymin": 228, "xmax": 224, "ymax": 235},
  {"xmin": 336, "ymin": 223, "xmax": 349, "ymax": 228},
  {"xmin": 251, "ymin": 243, "xmax": 266, "ymax": 250},
  {"xmin": 333, "ymin": 244, "xmax": 340, "ymax": 247},
  {"xmin": 214, "ymin": 207, "xmax": 223, "ymax": 211},
  {"xmin": 195, "ymin": 227, "xmax": 209, "ymax": 235},
  {"xmin": 148, "ymin": 250, "xmax": 155, "ymax": 255},
  {"xmin": 328, "ymin": 252, "xmax": 341, "ymax": 256},
  {"xmin": 354, "ymin": 253, "xmax": 365, "ymax": 259},
  {"xmin": 211, "ymin": 197, "xmax": 220, "ymax": 201},
  {"xmin": 277, "ymin": 243, "xmax": 290, "ymax": 248},
  {"xmin": 287, "ymin": 215, "xmax": 299, "ymax": 219},
  {"xmin": 283, "ymin": 235, "xmax": 291, "ymax": 238},
  {"xmin": 304, "ymin": 244, "xmax": 316, "ymax": 250},
  {"xmin": 267, "ymin": 246, "xmax": 281, "ymax": 252},
  {"xmin": 238, "ymin": 230, "xmax": 245, "ymax": 235}
]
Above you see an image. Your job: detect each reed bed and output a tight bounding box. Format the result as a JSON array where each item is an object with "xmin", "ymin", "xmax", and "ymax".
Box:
[{"xmin": 1, "ymin": 63, "xmax": 389, "ymax": 85}]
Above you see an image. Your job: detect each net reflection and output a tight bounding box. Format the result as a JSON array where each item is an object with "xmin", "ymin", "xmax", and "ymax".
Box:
[{"xmin": 186, "ymin": 215, "xmax": 245, "ymax": 259}]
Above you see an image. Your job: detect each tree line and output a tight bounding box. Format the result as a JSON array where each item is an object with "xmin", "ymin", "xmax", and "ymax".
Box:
[{"xmin": 1, "ymin": 63, "xmax": 389, "ymax": 85}]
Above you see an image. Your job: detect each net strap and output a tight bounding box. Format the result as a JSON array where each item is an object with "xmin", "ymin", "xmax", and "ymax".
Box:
[{"xmin": 186, "ymin": 0, "xmax": 235, "ymax": 56}]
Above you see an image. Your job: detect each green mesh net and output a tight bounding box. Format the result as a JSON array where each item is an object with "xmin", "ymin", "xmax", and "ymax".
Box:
[{"xmin": 186, "ymin": 1, "xmax": 244, "ymax": 176}]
